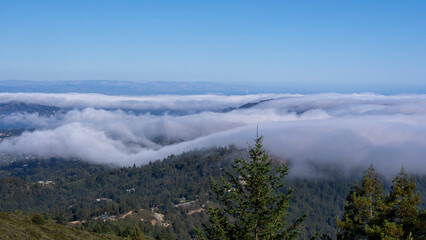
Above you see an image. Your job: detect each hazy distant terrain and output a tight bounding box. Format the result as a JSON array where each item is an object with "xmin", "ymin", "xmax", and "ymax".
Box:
[
  {"xmin": 1, "ymin": 80, "xmax": 423, "ymax": 95},
  {"xmin": 0, "ymin": 80, "xmax": 264, "ymax": 95}
]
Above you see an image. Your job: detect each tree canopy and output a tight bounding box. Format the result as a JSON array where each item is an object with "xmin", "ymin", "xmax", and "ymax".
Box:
[
  {"xmin": 337, "ymin": 166, "xmax": 424, "ymax": 240},
  {"xmin": 196, "ymin": 134, "xmax": 305, "ymax": 240}
]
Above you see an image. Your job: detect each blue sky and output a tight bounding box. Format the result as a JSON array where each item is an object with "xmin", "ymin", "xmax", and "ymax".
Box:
[{"xmin": 0, "ymin": 1, "xmax": 425, "ymax": 93}]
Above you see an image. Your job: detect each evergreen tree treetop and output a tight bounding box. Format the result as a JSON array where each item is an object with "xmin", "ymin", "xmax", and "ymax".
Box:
[
  {"xmin": 386, "ymin": 167, "xmax": 421, "ymax": 239},
  {"xmin": 336, "ymin": 164, "xmax": 384, "ymax": 240},
  {"xmin": 196, "ymin": 133, "xmax": 305, "ymax": 240},
  {"xmin": 337, "ymin": 166, "xmax": 424, "ymax": 240}
]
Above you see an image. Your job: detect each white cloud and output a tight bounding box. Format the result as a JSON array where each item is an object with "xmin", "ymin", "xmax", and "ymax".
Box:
[
  {"xmin": 1, "ymin": 92, "xmax": 426, "ymax": 177},
  {"xmin": 0, "ymin": 92, "xmax": 280, "ymax": 111}
]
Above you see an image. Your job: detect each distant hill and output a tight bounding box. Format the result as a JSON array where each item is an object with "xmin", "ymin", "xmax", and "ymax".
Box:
[
  {"xmin": 0, "ymin": 102, "xmax": 63, "ymax": 129},
  {"xmin": 0, "ymin": 80, "xmax": 261, "ymax": 95},
  {"xmin": 0, "ymin": 102, "xmax": 61, "ymax": 115},
  {"xmin": 0, "ymin": 212, "xmax": 126, "ymax": 240}
]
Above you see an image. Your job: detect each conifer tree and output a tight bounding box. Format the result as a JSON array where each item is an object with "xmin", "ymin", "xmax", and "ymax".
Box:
[
  {"xmin": 364, "ymin": 167, "xmax": 423, "ymax": 239},
  {"xmin": 338, "ymin": 166, "xmax": 425, "ymax": 240},
  {"xmin": 336, "ymin": 165, "xmax": 384, "ymax": 240},
  {"xmin": 386, "ymin": 167, "xmax": 420, "ymax": 239},
  {"xmin": 196, "ymin": 134, "xmax": 305, "ymax": 240}
]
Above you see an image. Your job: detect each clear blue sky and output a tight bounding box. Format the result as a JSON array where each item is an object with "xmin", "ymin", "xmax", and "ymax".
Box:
[{"xmin": 1, "ymin": 1, "xmax": 425, "ymax": 92}]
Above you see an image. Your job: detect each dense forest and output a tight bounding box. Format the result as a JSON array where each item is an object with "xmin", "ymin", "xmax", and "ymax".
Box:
[{"xmin": 0, "ymin": 146, "xmax": 425, "ymax": 239}]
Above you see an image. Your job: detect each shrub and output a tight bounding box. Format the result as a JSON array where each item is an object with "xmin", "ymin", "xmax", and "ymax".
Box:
[{"xmin": 31, "ymin": 214, "xmax": 46, "ymax": 225}]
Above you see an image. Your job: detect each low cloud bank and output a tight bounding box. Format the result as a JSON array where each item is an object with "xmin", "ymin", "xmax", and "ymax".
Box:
[
  {"xmin": 0, "ymin": 92, "xmax": 279, "ymax": 112},
  {"xmin": 1, "ymin": 93, "xmax": 426, "ymax": 178}
]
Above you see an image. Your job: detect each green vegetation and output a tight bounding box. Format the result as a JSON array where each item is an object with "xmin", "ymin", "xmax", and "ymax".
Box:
[
  {"xmin": 0, "ymin": 212, "xmax": 125, "ymax": 240},
  {"xmin": 31, "ymin": 213, "xmax": 46, "ymax": 225},
  {"xmin": 197, "ymin": 135, "xmax": 305, "ymax": 240},
  {"xmin": 131, "ymin": 227, "xmax": 144, "ymax": 240},
  {"xmin": 0, "ymin": 147, "xmax": 238, "ymax": 239},
  {"xmin": 336, "ymin": 165, "xmax": 384, "ymax": 239},
  {"xmin": 337, "ymin": 166, "xmax": 425, "ymax": 239},
  {"xmin": 0, "ymin": 144, "xmax": 424, "ymax": 239}
]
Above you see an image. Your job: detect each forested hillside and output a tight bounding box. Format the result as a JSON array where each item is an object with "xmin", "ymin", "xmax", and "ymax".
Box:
[
  {"xmin": 0, "ymin": 212, "xmax": 131, "ymax": 240},
  {"xmin": 0, "ymin": 147, "xmax": 424, "ymax": 239}
]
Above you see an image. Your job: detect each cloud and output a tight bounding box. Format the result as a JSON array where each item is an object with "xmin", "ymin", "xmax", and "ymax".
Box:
[
  {"xmin": 1, "ymin": 92, "xmax": 426, "ymax": 178},
  {"xmin": 0, "ymin": 92, "xmax": 279, "ymax": 112}
]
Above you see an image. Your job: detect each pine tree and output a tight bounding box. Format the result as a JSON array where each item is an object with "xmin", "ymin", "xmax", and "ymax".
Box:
[
  {"xmin": 365, "ymin": 167, "xmax": 423, "ymax": 239},
  {"xmin": 337, "ymin": 166, "xmax": 425, "ymax": 240},
  {"xmin": 386, "ymin": 167, "xmax": 421, "ymax": 239},
  {"xmin": 196, "ymin": 134, "xmax": 305, "ymax": 240},
  {"xmin": 336, "ymin": 165, "xmax": 384, "ymax": 240}
]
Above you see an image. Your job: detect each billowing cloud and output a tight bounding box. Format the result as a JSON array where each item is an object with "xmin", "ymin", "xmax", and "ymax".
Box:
[{"xmin": 1, "ymin": 92, "xmax": 426, "ymax": 178}]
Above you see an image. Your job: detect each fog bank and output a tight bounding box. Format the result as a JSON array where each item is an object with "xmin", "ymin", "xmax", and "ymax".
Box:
[{"xmin": 1, "ymin": 93, "xmax": 426, "ymax": 177}]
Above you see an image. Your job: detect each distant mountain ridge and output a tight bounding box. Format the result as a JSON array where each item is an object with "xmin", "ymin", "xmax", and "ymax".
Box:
[
  {"xmin": 2, "ymin": 80, "xmax": 426, "ymax": 95},
  {"xmin": 0, "ymin": 101, "xmax": 61, "ymax": 115},
  {"xmin": 0, "ymin": 80, "xmax": 261, "ymax": 95}
]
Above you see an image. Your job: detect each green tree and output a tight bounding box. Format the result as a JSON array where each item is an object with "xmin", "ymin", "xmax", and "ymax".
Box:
[
  {"xmin": 365, "ymin": 220, "xmax": 403, "ymax": 240},
  {"xmin": 131, "ymin": 227, "xmax": 144, "ymax": 240},
  {"xmin": 386, "ymin": 167, "xmax": 420, "ymax": 239},
  {"xmin": 337, "ymin": 165, "xmax": 384, "ymax": 240},
  {"xmin": 364, "ymin": 167, "xmax": 423, "ymax": 240},
  {"xmin": 338, "ymin": 166, "xmax": 425, "ymax": 240},
  {"xmin": 196, "ymin": 134, "xmax": 305, "ymax": 240}
]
